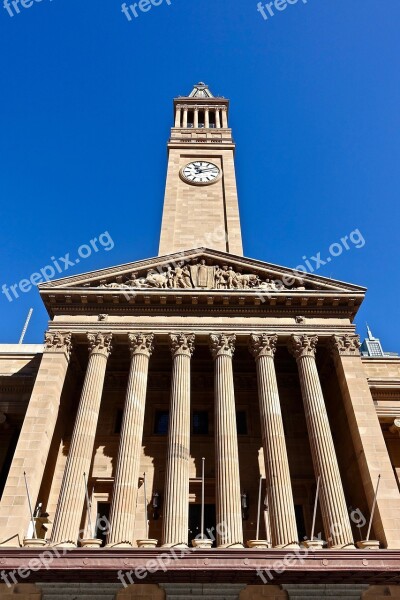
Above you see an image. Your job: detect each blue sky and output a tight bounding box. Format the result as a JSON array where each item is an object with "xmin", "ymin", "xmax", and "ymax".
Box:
[{"xmin": 0, "ymin": 0, "xmax": 399, "ymax": 349}]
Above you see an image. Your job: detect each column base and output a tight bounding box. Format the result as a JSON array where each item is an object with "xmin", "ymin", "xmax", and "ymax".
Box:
[
  {"xmin": 80, "ymin": 538, "xmax": 103, "ymax": 548},
  {"xmin": 192, "ymin": 538, "xmax": 213, "ymax": 549},
  {"xmin": 137, "ymin": 539, "xmax": 158, "ymax": 548},
  {"xmin": 302, "ymin": 539, "xmax": 324, "ymax": 550},
  {"xmin": 357, "ymin": 540, "xmax": 380, "ymax": 550},
  {"xmin": 23, "ymin": 538, "xmax": 48, "ymax": 548},
  {"xmin": 247, "ymin": 540, "xmax": 271, "ymax": 549}
]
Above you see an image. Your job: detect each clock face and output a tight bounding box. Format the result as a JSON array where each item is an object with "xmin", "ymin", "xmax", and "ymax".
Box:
[{"xmin": 180, "ymin": 161, "xmax": 221, "ymax": 185}]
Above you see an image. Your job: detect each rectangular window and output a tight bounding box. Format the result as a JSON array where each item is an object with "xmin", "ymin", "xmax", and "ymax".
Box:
[
  {"xmin": 154, "ymin": 410, "xmax": 169, "ymax": 435},
  {"xmin": 193, "ymin": 411, "xmax": 209, "ymax": 435},
  {"xmin": 236, "ymin": 411, "xmax": 248, "ymax": 435}
]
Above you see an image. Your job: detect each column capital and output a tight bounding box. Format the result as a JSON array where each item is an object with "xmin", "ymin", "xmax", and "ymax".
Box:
[
  {"xmin": 330, "ymin": 334, "xmax": 361, "ymax": 357},
  {"xmin": 289, "ymin": 334, "xmax": 318, "ymax": 360},
  {"xmin": 44, "ymin": 331, "xmax": 72, "ymax": 359},
  {"xmin": 128, "ymin": 333, "xmax": 155, "ymax": 358},
  {"xmin": 170, "ymin": 333, "xmax": 195, "ymax": 358},
  {"xmin": 87, "ymin": 332, "xmax": 113, "ymax": 357},
  {"xmin": 210, "ymin": 333, "xmax": 236, "ymax": 359},
  {"xmin": 249, "ymin": 333, "xmax": 277, "ymax": 359}
]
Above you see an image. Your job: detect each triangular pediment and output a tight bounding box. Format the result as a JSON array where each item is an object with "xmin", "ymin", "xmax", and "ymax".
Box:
[{"xmin": 39, "ymin": 247, "xmax": 365, "ymax": 294}]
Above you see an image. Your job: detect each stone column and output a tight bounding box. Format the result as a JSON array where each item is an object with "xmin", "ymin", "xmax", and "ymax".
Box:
[
  {"xmin": 162, "ymin": 333, "xmax": 195, "ymax": 548},
  {"xmin": 0, "ymin": 332, "xmax": 72, "ymax": 547},
  {"xmin": 175, "ymin": 106, "xmax": 181, "ymax": 127},
  {"xmin": 249, "ymin": 334, "xmax": 299, "ymax": 548},
  {"xmin": 331, "ymin": 335, "xmax": 400, "ymax": 548},
  {"xmin": 210, "ymin": 334, "xmax": 243, "ymax": 547},
  {"xmin": 221, "ymin": 107, "xmax": 228, "ymax": 128},
  {"xmin": 215, "ymin": 109, "xmax": 221, "ymax": 128},
  {"xmin": 108, "ymin": 334, "xmax": 155, "ymax": 548},
  {"xmin": 51, "ymin": 332, "xmax": 112, "ymax": 546},
  {"xmin": 289, "ymin": 335, "xmax": 354, "ymax": 548},
  {"xmin": 194, "ymin": 108, "xmax": 199, "ymax": 129},
  {"xmin": 183, "ymin": 108, "xmax": 188, "ymax": 128},
  {"xmin": 205, "ymin": 108, "xmax": 210, "ymax": 128}
]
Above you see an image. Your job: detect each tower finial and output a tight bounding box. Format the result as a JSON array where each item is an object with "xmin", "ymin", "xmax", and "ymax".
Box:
[{"xmin": 366, "ymin": 323, "xmax": 374, "ymax": 340}]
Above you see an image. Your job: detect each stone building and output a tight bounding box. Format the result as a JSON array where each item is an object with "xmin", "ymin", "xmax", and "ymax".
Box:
[{"xmin": 0, "ymin": 83, "xmax": 400, "ymax": 599}]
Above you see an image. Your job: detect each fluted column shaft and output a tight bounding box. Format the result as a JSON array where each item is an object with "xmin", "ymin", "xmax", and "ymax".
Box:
[
  {"xmin": 162, "ymin": 334, "xmax": 195, "ymax": 547},
  {"xmin": 215, "ymin": 109, "xmax": 221, "ymax": 129},
  {"xmin": 108, "ymin": 334, "xmax": 154, "ymax": 547},
  {"xmin": 210, "ymin": 334, "xmax": 243, "ymax": 548},
  {"xmin": 290, "ymin": 335, "xmax": 354, "ymax": 548},
  {"xmin": 51, "ymin": 333, "xmax": 112, "ymax": 546},
  {"xmin": 250, "ymin": 334, "xmax": 299, "ymax": 548},
  {"xmin": 205, "ymin": 108, "xmax": 210, "ymax": 128},
  {"xmin": 194, "ymin": 108, "xmax": 199, "ymax": 129},
  {"xmin": 221, "ymin": 108, "xmax": 228, "ymax": 128},
  {"xmin": 175, "ymin": 107, "xmax": 181, "ymax": 127},
  {"xmin": 183, "ymin": 108, "xmax": 188, "ymax": 128}
]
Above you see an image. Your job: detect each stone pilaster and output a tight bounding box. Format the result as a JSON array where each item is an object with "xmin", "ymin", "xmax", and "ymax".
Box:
[
  {"xmin": 289, "ymin": 335, "xmax": 354, "ymax": 548},
  {"xmin": 0, "ymin": 332, "xmax": 72, "ymax": 547},
  {"xmin": 221, "ymin": 107, "xmax": 228, "ymax": 128},
  {"xmin": 162, "ymin": 333, "xmax": 195, "ymax": 547},
  {"xmin": 210, "ymin": 333, "xmax": 243, "ymax": 547},
  {"xmin": 108, "ymin": 334, "xmax": 155, "ymax": 548},
  {"xmin": 51, "ymin": 332, "xmax": 112, "ymax": 546},
  {"xmin": 215, "ymin": 109, "xmax": 221, "ymax": 128},
  {"xmin": 249, "ymin": 334, "xmax": 298, "ymax": 548},
  {"xmin": 331, "ymin": 335, "xmax": 400, "ymax": 548}
]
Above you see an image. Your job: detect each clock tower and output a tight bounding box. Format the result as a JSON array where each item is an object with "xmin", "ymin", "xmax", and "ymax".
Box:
[{"xmin": 159, "ymin": 82, "xmax": 243, "ymax": 257}]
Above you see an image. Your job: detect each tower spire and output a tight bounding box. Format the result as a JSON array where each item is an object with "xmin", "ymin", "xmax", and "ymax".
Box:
[{"xmin": 159, "ymin": 84, "xmax": 243, "ymax": 256}]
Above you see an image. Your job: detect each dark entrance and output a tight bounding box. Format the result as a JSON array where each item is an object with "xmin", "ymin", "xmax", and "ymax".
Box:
[
  {"xmin": 96, "ymin": 502, "xmax": 111, "ymax": 547},
  {"xmin": 189, "ymin": 504, "xmax": 217, "ymax": 546}
]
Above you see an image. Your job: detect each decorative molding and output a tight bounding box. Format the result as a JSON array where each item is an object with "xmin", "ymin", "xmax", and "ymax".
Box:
[
  {"xmin": 289, "ymin": 335, "xmax": 318, "ymax": 360},
  {"xmin": 128, "ymin": 333, "xmax": 155, "ymax": 358},
  {"xmin": 44, "ymin": 331, "xmax": 72, "ymax": 358},
  {"xmin": 249, "ymin": 333, "xmax": 278, "ymax": 359},
  {"xmin": 209, "ymin": 333, "xmax": 236, "ymax": 359},
  {"xmin": 98, "ymin": 314, "xmax": 108, "ymax": 322},
  {"xmin": 87, "ymin": 332, "xmax": 113, "ymax": 358},
  {"xmin": 169, "ymin": 333, "xmax": 195, "ymax": 358},
  {"xmin": 98, "ymin": 259, "xmax": 305, "ymax": 293},
  {"xmin": 330, "ymin": 334, "xmax": 361, "ymax": 356},
  {"xmin": 295, "ymin": 316, "xmax": 306, "ymax": 324}
]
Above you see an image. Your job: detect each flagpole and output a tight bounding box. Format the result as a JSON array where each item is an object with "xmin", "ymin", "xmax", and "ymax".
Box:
[
  {"xmin": 23, "ymin": 471, "xmax": 37, "ymax": 539},
  {"xmin": 83, "ymin": 473, "xmax": 94, "ymax": 538},
  {"xmin": 366, "ymin": 474, "xmax": 381, "ymax": 541},
  {"xmin": 201, "ymin": 458, "xmax": 205, "ymax": 539},
  {"xmin": 143, "ymin": 472, "xmax": 149, "ymax": 539},
  {"xmin": 256, "ymin": 476, "xmax": 262, "ymax": 541},
  {"xmin": 310, "ymin": 476, "xmax": 321, "ymax": 541}
]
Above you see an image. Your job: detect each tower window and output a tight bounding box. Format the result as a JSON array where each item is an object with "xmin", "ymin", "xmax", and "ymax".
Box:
[
  {"xmin": 193, "ymin": 411, "xmax": 209, "ymax": 435},
  {"xmin": 154, "ymin": 410, "xmax": 169, "ymax": 435},
  {"xmin": 209, "ymin": 111, "xmax": 216, "ymax": 128},
  {"xmin": 198, "ymin": 111, "xmax": 205, "ymax": 128},
  {"xmin": 236, "ymin": 411, "xmax": 248, "ymax": 435},
  {"xmin": 187, "ymin": 111, "xmax": 194, "ymax": 128}
]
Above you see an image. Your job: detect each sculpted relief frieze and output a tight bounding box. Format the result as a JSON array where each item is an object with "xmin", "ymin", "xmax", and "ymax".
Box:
[{"xmin": 96, "ymin": 259, "xmax": 306, "ymax": 292}]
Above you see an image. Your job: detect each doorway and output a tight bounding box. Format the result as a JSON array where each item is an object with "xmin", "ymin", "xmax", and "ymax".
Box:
[{"xmin": 189, "ymin": 504, "xmax": 217, "ymax": 546}]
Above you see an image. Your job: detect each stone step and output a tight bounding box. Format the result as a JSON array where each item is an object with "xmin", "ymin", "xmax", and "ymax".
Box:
[
  {"xmin": 40, "ymin": 582, "xmax": 121, "ymax": 600},
  {"xmin": 161, "ymin": 583, "xmax": 245, "ymax": 598},
  {"xmin": 283, "ymin": 585, "xmax": 368, "ymax": 599}
]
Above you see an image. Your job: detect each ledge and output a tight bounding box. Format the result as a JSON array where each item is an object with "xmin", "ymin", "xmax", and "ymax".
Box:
[{"xmin": 0, "ymin": 549, "xmax": 399, "ymax": 585}]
